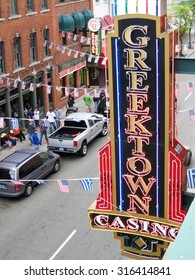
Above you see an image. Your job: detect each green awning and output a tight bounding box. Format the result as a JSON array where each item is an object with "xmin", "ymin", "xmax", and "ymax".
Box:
[
  {"xmin": 71, "ymin": 11, "xmax": 85, "ymax": 29},
  {"xmin": 59, "ymin": 14, "xmax": 75, "ymax": 32},
  {"xmin": 81, "ymin": 9, "xmax": 94, "ymax": 25}
]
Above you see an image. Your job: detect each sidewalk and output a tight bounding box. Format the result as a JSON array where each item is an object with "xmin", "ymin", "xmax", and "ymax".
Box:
[{"xmin": 0, "ymin": 92, "xmax": 93, "ymax": 159}]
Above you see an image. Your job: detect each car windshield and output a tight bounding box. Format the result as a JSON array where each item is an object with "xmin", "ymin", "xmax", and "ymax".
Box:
[{"xmin": 0, "ymin": 168, "xmax": 14, "ymax": 179}]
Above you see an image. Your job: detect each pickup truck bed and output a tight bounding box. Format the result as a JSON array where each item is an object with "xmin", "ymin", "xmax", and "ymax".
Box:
[{"xmin": 51, "ymin": 127, "xmax": 85, "ymax": 140}]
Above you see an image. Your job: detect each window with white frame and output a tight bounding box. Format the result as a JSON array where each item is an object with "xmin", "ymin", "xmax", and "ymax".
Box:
[
  {"xmin": 41, "ymin": 0, "xmax": 48, "ymax": 10},
  {"xmin": 43, "ymin": 29, "xmax": 50, "ymax": 57},
  {"xmin": 30, "ymin": 32, "xmax": 37, "ymax": 62},
  {"xmin": 9, "ymin": 0, "xmax": 18, "ymax": 16},
  {"xmin": 27, "ymin": 0, "xmax": 34, "ymax": 13},
  {"xmin": 13, "ymin": 37, "xmax": 22, "ymax": 69}
]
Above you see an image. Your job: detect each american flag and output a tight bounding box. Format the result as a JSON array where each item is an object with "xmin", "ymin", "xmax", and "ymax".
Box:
[
  {"xmin": 57, "ymin": 179, "xmax": 69, "ymax": 193},
  {"xmin": 175, "ymin": 83, "xmax": 180, "ymax": 94},
  {"xmin": 30, "ymin": 83, "xmax": 34, "ymax": 92},
  {"xmin": 48, "ymin": 42, "xmax": 53, "ymax": 49},
  {"xmin": 80, "ymin": 178, "xmax": 93, "ymax": 192},
  {"xmin": 101, "ymin": 57, "xmax": 108, "ymax": 66},
  {"xmin": 189, "ymin": 109, "xmax": 195, "ymax": 121},
  {"xmin": 74, "ymin": 88, "xmax": 79, "ymax": 97},
  {"xmin": 67, "ymin": 49, "xmax": 72, "ymax": 56},
  {"xmin": 56, "ymin": 86, "xmax": 61, "ymax": 92},
  {"xmin": 47, "ymin": 85, "xmax": 51, "ymax": 94},
  {"xmin": 74, "ymin": 50, "xmax": 79, "ymax": 58},
  {"xmin": 84, "ymin": 88, "xmax": 90, "ymax": 96},
  {"xmin": 0, "ymin": 117, "xmax": 5, "ymax": 128},
  {"xmin": 94, "ymin": 56, "xmax": 99, "ymax": 63},
  {"xmin": 187, "ymin": 82, "xmax": 193, "ymax": 93},
  {"xmin": 80, "ymin": 36, "xmax": 85, "ymax": 43},
  {"xmin": 73, "ymin": 34, "xmax": 78, "ymax": 41},
  {"xmin": 21, "ymin": 81, "xmax": 26, "ymax": 90}
]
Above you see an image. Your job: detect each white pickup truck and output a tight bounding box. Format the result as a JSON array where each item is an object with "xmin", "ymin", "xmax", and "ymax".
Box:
[{"xmin": 47, "ymin": 112, "xmax": 108, "ymax": 156}]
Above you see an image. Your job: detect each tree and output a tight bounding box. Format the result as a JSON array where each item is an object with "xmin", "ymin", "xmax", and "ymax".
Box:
[{"xmin": 168, "ymin": 2, "xmax": 194, "ymax": 55}]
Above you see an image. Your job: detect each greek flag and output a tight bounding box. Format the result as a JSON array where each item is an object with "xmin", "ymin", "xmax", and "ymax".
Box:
[
  {"xmin": 187, "ymin": 169, "xmax": 195, "ymax": 188},
  {"xmin": 80, "ymin": 178, "xmax": 93, "ymax": 192},
  {"xmin": 36, "ymin": 180, "xmax": 45, "ymax": 185}
]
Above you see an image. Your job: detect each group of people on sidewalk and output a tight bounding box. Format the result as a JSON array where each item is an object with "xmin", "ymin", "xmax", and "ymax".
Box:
[{"xmin": 0, "ymin": 89, "xmax": 108, "ymax": 152}]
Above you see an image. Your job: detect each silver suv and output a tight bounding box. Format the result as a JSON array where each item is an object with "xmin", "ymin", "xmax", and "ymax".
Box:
[{"xmin": 0, "ymin": 149, "xmax": 60, "ymax": 198}]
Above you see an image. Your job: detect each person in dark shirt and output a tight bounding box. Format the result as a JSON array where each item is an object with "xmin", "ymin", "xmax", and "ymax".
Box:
[{"xmin": 68, "ymin": 93, "xmax": 75, "ymax": 107}]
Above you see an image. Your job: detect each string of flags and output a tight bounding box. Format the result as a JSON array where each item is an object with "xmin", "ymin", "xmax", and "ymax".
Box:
[
  {"xmin": 43, "ymin": 37, "xmax": 107, "ymax": 63},
  {"xmin": 175, "ymin": 81, "xmax": 194, "ymax": 95},
  {"xmin": 175, "ymin": 44, "xmax": 195, "ymax": 52},
  {"xmin": 0, "ymin": 74, "xmax": 109, "ymax": 96},
  {"xmin": 1, "ymin": 178, "xmax": 96, "ymax": 193}
]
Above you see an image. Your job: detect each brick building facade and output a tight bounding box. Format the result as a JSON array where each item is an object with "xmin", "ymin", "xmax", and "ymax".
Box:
[{"xmin": 0, "ymin": 0, "xmax": 93, "ymax": 132}]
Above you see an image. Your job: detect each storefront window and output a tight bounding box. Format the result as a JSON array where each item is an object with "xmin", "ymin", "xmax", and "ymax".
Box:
[{"xmin": 69, "ymin": 72, "xmax": 76, "ymax": 93}]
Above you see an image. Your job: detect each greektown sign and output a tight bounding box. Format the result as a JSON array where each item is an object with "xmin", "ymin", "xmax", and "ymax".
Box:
[{"xmin": 88, "ymin": 14, "xmax": 189, "ymax": 259}]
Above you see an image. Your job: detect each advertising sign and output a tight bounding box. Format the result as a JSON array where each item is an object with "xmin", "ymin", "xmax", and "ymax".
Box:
[{"xmin": 88, "ymin": 14, "xmax": 188, "ymax": 260}]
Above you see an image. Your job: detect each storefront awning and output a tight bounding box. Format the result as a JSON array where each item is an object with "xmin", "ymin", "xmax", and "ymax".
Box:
[
  {"xmin": 71, "ymin": 11, "xmax": 85, "ymax": 29},
  {"xmin": 59, "ymin": 14, "xmax": 75, "ymax": 32},
  {"xmin": 81, "ymin": 9, "xmax": 94, "ymax": 25}
]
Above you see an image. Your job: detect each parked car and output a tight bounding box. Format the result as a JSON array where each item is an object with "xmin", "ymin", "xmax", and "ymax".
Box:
[
  {"xmin": 48, "ymin": 112, "xmax": 108, "ymax": 156},
  {"xmin": 0, "ymin": 149, "xmax": 61, "ymax": 198}
]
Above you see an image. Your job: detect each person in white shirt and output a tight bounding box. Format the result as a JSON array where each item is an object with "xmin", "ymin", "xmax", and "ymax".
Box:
[
  {"xmin": 46, "ymin": 108, "xmax": 56, "ymax": 133},
  {"xmin": 33, "ymin": 107, "xmax": 40, "ymax": 127}
]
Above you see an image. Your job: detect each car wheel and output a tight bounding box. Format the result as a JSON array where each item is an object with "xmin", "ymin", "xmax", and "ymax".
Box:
[
  {"xmin": 79, "ymin": 142, "xmax": 88, "ymax": 156},
  {"xmin": 24, "ymin": 184, "xmax": 33, "ymax": 197},
  {"xmin": 101, "ymin": 124, "xmax": 108, "ymax": 137},
  {"xmin": 53, "ymin": 160, "xmax": 60, "ymax": 173}
]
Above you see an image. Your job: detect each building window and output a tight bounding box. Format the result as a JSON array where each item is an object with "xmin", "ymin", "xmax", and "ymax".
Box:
[
  {"xmin": 9, "ymin": 0, "xmax": 18, "ymax": 16},
  {"xmin": 13, "ymin": 37, "xmax": 22, "ymax": 69},
  {"xmin": 26, "ymin": 0, "xmax": 34, "ymax": 13},
  {"xmin": 41, "ymin": 0, "xmax": 48, "ymax": 10},
  {"xmin": 0, "ymin": 42, "xmax": 6, "ymax": 74},
  {"xmin": 43, "ymin": 29, "xmax": 50, "ymax": 57},
  {"xmin": 30, "ymin": 32, "xmax": 37, "ymax": 62},
  {"xmin": 59, "ymin": 0, "xmax": 64, "ymax": 3}
]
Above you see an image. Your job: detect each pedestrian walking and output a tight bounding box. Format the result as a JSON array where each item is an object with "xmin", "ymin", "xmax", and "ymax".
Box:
[
  {"xmin": 93, "ymin": 96, "xmax": 100, "ymax": 113},
  {"xmin": 33, "ymin": 107, "xmax": 40, "ymax": 127},
  {"xmin": 27, "ymin": 120, "xmax": 36, "ymax": 144},
  {"xmin": 83, "ymin": 95, "xmax": 93, "ymax": 112},
  {"xmin": 27, "ymin": 107, "xmax": 34, "ymax": 119},
  {"xmin": 97, "ymin": 90, "xmax": 106, "ymax": 115},
  {"xmin": 39, "ymin": 120, "xmax": 48, "ymax": 145},
  {"xmin": 54, "ymin": 107, "xmax": 62, "ymax": 129},
  {"xmin": 68, "ymin": 93, "xmax": 75, "ymax": 108},
  {"xmin": 46, "ymin": 108, "xmax": 56, "ymax": 133},
  {"xmin": 31, "ymin": 129, "xmax": 40, "ymax": 151}
]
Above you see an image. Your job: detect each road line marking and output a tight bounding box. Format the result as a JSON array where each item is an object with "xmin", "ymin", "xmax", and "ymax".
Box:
[
  {"xmin": 49, "ymin": 229, "xmax": 77, "ymax": 260},
  {"xmin": 185, "ymin": 92, "xmax": 192, "ymax": 101}
]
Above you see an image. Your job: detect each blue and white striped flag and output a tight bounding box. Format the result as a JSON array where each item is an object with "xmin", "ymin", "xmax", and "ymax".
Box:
[
  {"xmin": 187, "ymin": 169, "xmax": 195, "ymax": 188},
  {"xmin": 36, "ymin": 180, "xmax": 45, "ymax": 185},
  {"xmin": 80, "ymin": 178, "xmax": 93, "ymax": 192}
]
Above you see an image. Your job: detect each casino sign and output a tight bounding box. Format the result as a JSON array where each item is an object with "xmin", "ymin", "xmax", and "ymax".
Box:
[{"xmin": 88, "ymin": 14, "xmax": 190, "ymax": 259}]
